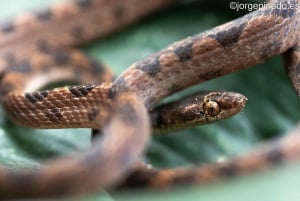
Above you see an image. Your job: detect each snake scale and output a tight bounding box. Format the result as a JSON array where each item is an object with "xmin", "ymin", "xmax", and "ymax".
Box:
[{"xmin": 0, "ymin": 0, "xmax": 298, "ymax": 199}]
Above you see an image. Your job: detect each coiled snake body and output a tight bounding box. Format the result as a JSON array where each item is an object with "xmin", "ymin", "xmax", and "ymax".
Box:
[{"xmin": 0, "ymin": 0, "xmax": 299, "ymax": 199}]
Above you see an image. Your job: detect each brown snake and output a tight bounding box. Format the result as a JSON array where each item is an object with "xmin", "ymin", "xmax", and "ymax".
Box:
[{"xmin": 0, "ymin": 0, "xmax": 299, "ymax": 199}]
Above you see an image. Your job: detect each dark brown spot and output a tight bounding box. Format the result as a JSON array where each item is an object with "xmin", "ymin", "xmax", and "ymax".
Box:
[
  {"xmin": 151, "ymin": 113, "xmax": 166, "ymax": 129},
  {"xmin": 10, "ymin": 60, "xmax": 32, "ymax": 74},
  {"xmin": 10, "ymin": 111, "xmax": 19, "ymax": 120},
  {"xmin": 87, "ymin": 108, "xmax": 99, "ymax": 121},
  {"xmin": 266, "ymin": 149, "xmax": 284, "ymax": 164},
  {"xmin": 217, "ymin": 163, "xmax": 238, "ymax": 177},
  {"xmin": 1, "ymin": 21, "xmax": 15, "ymax": 33},
  {"xmin": 108, "ymin": 87, "xmax": 118, "ymax": 100},
  {"xmin": 174, "ymin": 41, "xmax": 194, "ymax": 62},
  {"xmin": 144, "ymin": 96, "xmax": 156, "ymax": 109},
  {"xmin": 46, "ymin": 108, "xmax": 63, "ymax": 123},
  {"xmin": 0, "ymin": 82, "xmax": 15, "ymax": 97},
  {"xmin": 296, "ymin": 63, "xmax": 300, "ymax": 75},
  {"xmin": 35, "ymin": 8, "xmax": 53, "ymax": 21},
  {"xmin": 169, "ymin": 174, "xmax": 196, "ymax": 186},
  {"xmin": 4, "ymin": 53, "xmax": 32, "ymax": 73},
  {"xmin": 261, "ymin": 41, "xmax": 282, "ymax": 61},
  {"xmin": 208, "ymin": 22, "xmax": 246, "ymax": 47},
  {"xmin": 76, "ymin": 0, "xmax": 92, "ymax": 8},
  {"xmin": 136, "ymin": 55, "xmax": 160, "ymax": 77},
  {"xmin": 118, "ymin": 101, "xmax": 139, "ymax": 124},
  {"xmin": 108, "ymin": 84, "xmax": 121, "ymax": 100},
  {"xmin": 118, "ymin": 169, "xmax": 158, "ymax": 188},
  {"xmin": 90, "ymin": 60, "xmax": 105, "ymax": 75},
  {"xmin": 4, "ymin": 53, "xmax": 16, "ymax": 66},
  {"xmin": 112, "ymin": 5, "xmax": 124, "ymax": 19},
  {"xmin": 272, "ymin": 1, "xmax": 296, "ymax": 18},
  {"xmin": 5, "ymin": 170, "xmax": 39, "ymax": 196},
  {"xmin": 25, "ymin": 91, "xmax": 49, "ymax": 103},
  {"xmin": 70, "ymin": 26, "xmax": 84, "ymax": 39},
  {"xmin": 37, "ymin": 39, "xmax": 51, "ymax": 53},
  {"xmin": 69, "ymin": 83, "xmax": 96, "ymax": 97},
  {"xmin": 199, "ymin": 68, "xmax": 223, "ymax": 80},
  {"xmin": 0, "ymin": 72, "xmax": 4, "ymax": 82},
  {"xmin": 168, "ymin": 84, "xmax": 181, "ymax": 95},
  {"xmin": 53, "ymin": 51, "xmax": 71, "ymax": 65}
]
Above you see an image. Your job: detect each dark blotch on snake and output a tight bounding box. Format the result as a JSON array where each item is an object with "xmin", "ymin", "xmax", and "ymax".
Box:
[
  {"xmin": 1, "ymin": 21, "xmax": 15, "ymax": 33},
  {"xmin": 5, "ymin": 170, "xmax": 39, "ymax": 193},
  {"xmin": 294, "ymin": 46, "xmax": 300, "ymax": 52},
  {"xmin": 208, "ymin": 22, "xmax": 246, "ymax": 47},
  {"xmin": 10, "ymin": 60, "xmax": 32, "ymax": 74},
  {"xmin": 261, "ymin": 41, "xmax": 282, "ymax": 61},
  {"xmin": 35, "ymin": 8, "xmax": 53, "ymax": 21},
  {"xmin": 37, "ymin": 40, "xmax": 51, "ymax": 53},
  {"xmin": 25, "ymin": 91, "xmax": 49, "ymax": 103},
  {"xmin": 151, "ymin": 113, "xmax": 166, "ymax": 129},
  {"xmin": 70, "ymin": 26, "xmax": 84, "ymax": 39},
  {"xmin": 87, "ymin": 108, "xmax": 99, "ymax": 121},
  {"xmin": 199, "ymin": 68, "xmax": 223, "ymax": 80},
  {"xmin": 76, "ymin": 0, "xmax": 92, "ymax": 8},
  {"xmin": 53, "ymin": 51, "xmax": 71, "ymax": 65},
  {"xmin": 108, "ymin": 84, "xmax": 126, "ymax": 101},
  {"xmin": 0, "ymin": 72, "xmax": 4, "ymax": 82},
  {"xmin": 0, "ymin": 82, "xmax": 15, "ymax": 97},
  {"xmin": 90, "ymin": 59, "xmax": 105, "ymax": 75},
  {"xmin": 112, "ymin": 5, "xmax": 124, "ymax": 20},
  {"xmin": 69, "ymin": 83, "xmax": 96, "ymax": 97},
  {"xmin": 266, "ymin": 148, "xmax": 284, "ymax": 164},
  {"xmin": 169, "ymin": 174, "xmax": 196, "ymax": 186},
  {"xmin": 144, "ymin": 96, "xmax": 157, "ymax": 110},
  {"xmin": 136, "ymin": 55, "xmax": 160, "ymax": 77},
  {"xmin": 4, "ymin": 53, "xmax": 32, "ymax": 73},
  {"xmin": 119, "ymin": 169, "xmax": 158, "ymax": 188},
  {"xmin": 272, "ymin": 1, "xmax": 296, "ymax": 18},
  {"xmin": 118, "ymin": 101, "xmax": 140, "ymax": 124},
  {"xmin": 174, "ymin": 41, "xmax": 194, "ymax": 62},
  {"xmin": 46, "ymin": 108, "xmax": 63, "ymax": 123},
  {"xmin": 4, "ymin": 53, "xmax": 16, "ymax": 66},
  {"xmin": 217, "ymin": 163, "xmax": 238, "ymax": 177}
]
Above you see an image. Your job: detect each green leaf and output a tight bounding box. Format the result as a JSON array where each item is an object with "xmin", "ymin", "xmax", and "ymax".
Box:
[{"xmin": 0, "ymin": 0, "xmax": 299, "ymax": 201}]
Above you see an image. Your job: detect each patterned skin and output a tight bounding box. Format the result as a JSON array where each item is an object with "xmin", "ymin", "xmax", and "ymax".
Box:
[{"xmin": 0, "ymin": 0, "xmax": 299, "ymax": 199}]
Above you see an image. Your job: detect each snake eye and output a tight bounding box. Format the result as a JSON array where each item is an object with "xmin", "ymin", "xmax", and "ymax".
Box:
[{"xmin": 203, "ymin": 100, "xmax": 220, "ymax": 116}]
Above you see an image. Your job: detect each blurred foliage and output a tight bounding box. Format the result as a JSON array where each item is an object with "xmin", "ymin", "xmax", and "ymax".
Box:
[{"xmin": 0, "ymin": 0, "xmax": 299, "ymax": 200}]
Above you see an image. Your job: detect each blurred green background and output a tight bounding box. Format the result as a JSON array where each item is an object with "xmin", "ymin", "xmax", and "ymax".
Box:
[{"xmin": 0, "ymin": 0, "xmax": 300, "ymax": 200}]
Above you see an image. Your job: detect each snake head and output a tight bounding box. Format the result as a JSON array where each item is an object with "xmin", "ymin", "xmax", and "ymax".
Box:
[
  {"xmin": 202, "ymin": 91, "xmax": 247, "ymax": 121},
  {"xmin": 151, "ymin": 91, "xmax": 247, "ymax": 133}
]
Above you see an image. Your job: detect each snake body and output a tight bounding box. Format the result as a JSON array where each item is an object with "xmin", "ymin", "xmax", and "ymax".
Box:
[
  {"xmin": 116, "ymin": 0, "xmax": 300, "ymax": 188},
  {"xmin": 0, "ymin": 0, "xmax": 299, "ymax": 199}
]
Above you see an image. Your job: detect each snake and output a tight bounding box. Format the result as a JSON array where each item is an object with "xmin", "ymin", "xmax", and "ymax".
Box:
[{"xmin": 0, "ymin": 0, "xmax": 298, "ymax": 199}]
